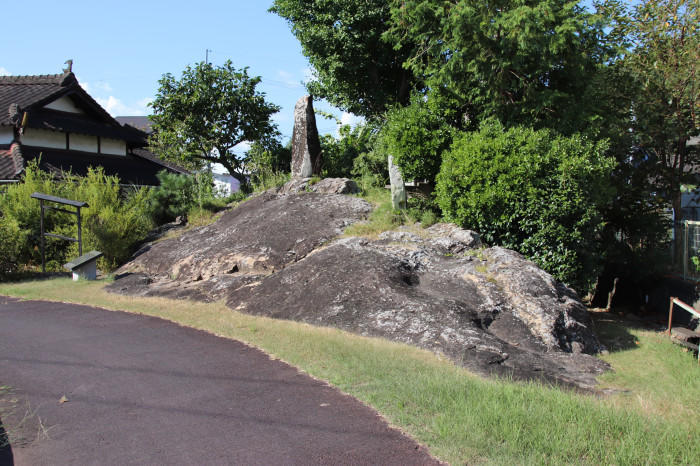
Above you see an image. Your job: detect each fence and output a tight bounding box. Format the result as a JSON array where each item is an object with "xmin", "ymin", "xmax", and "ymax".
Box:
[{"xmin": 673, "ymin": 220, "xmax": 700, "ymax": 281}]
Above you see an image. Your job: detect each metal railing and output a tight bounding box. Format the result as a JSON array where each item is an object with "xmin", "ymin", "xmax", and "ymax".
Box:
[{"xmin": 667, "ymin": 297, "xmax": 700, "ymax": 364}]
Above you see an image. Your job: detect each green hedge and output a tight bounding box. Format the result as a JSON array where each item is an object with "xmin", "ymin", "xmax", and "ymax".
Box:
[{"xmin": 436, "ymin": 121, "xmax": 615, "ymax": 291}]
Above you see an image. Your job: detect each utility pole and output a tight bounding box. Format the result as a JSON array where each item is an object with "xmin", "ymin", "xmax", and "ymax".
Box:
[{"xmin": 205, "ymin": 49, "xmax": 212, "ymax": 64}]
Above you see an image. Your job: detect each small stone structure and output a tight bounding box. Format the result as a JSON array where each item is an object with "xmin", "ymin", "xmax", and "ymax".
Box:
[
  {"xmin": 290, "ymin": 95, "xmax": 322, "ymax": 178},
  {"xmin": 63, "ymin": 250, "xmax": 103, "ymax": 281},
  {"xmin": 388, "ymin": 155, "xmax": 407, "ymax": 210}
]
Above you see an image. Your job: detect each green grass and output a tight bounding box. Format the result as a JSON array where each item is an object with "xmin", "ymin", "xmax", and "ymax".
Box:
[
  {"xmin": 592, "ymin": 311, "xmax": 700, "ymax": 420},
  {"xmin": 345, "ymin": 187, "xmax": 420, "ymax": 238},
  {"xmin": 1, "ymin": 279, "xmax": 699, "ymax": 464},
  {"xmin": 251, "ymin": 171, "xmax": 291, "ymax": 192}
]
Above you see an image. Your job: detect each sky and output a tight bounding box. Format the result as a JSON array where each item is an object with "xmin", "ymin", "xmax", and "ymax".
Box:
[{"xmin": 1, "ymin": 0, "xmax": 362, "ymax": 156}]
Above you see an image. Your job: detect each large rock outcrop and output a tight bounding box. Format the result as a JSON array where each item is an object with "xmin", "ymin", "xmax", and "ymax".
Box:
[{"xmin": 109, "ymin": 191, "xmax": 608, "ymax": 389}]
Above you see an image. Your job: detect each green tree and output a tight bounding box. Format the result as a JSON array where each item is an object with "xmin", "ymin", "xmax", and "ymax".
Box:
[
  {"xmin": 387, "ymin": 0, "xmax": 609, "ymax": 133},
  {"xmin": 270, "ymin": 0, "xmax": 418, "ymax": 118},
  {"xmin": 436, "ymin": 121, "xmax": 615, "ymax": 291},
  {"xmin": 150, "ymin": 61, "xmax": 281, "ymax": 184},
  {"xmin": 621, "ymin": 0, "xmax": 699, "ymax": 228}
]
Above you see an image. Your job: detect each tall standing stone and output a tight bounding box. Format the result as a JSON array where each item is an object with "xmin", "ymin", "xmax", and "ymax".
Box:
[
  {"xmin": 388, "ymin": 155, "xmax": 407, "ymax": 210},
  {"xmin": 291, "ymin": 95, "xmax": 322, "ymax": 178}
]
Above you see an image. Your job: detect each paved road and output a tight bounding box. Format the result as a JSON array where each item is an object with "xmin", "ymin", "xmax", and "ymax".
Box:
[{"xmin": 0, "ymin": 297, "xmax": 438, "ymax": 465}]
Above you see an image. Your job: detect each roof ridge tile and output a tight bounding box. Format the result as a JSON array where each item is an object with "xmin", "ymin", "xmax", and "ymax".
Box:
[{"xmin": 0, "ymin": 72, "xmax": 71, "ymax": 86}]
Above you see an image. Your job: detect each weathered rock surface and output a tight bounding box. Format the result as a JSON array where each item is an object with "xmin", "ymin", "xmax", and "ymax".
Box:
[
  {"xmin": 388, "ymin": 155, "xmax": 407, "ymax": 210},
  {"xmin": 116, "ymin": 192, "xmax": 371, "ymax": 286},
  {"xmin": 277, "ymin": 177, "xmax": 360, "ymax": 195},
  {"xmin": 290, "ymin": 95, "xmax": 322, "ymax": 178},
  {"xmin": 109, "ymin": 192, "xmax": 609, "ymax": 390}
]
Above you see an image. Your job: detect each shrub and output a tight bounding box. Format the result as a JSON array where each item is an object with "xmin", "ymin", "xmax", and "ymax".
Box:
[
  {"xmin": 0, "ymin": 216, "xmax": 22, "ymax": 275},
  {"xmin": 147, "ymin": 170, "xmax": 219, "ymax": 224},
  {"xmin": 250, "ymin": 170, "xmax": 290, "ymax": 193},
  {"xmin": 321, "ymin": 124, "xmax": 376, "ymax": 179},
  {"xmin": 352, "ymin": 149, "xmax": 388, "ymax": 188},
  {"xmin": 436, "ymin": 120, "xmax": 615, "ymax": 291},
  {"xmin": 0, "ymin": 162, "xmax": 154, "ymax": 274},
  {"xmin": 246, "ymin": 139, "xmax": 292, "ymax": 190},
  {"xmin": 377, "ymin": 96, "xmax": 453, "ymax": 184}
]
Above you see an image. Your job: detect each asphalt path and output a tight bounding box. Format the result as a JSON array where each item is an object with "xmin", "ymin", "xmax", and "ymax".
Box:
[{"xmin": 0, "ymin": 297, "xmax": 438, "ymax": 465}]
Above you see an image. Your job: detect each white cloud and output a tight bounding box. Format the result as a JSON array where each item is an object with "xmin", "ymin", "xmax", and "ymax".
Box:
[
  {"xmin": 340, "ymin": 112, "xmax": 364, "ymax": 128},
  {"xmin": 95, "ymin": 96, "xmax": 150, "ymax": 116},
  {"xmin": 78, "ymin": 77, "xmax": 150, "ymax": 116},
  {"xmin": 93, "ymin": 81, "xmax": 113, "ymax": 92},
  {"xmin": 0, "ymin": 67, "xmax": 10, "ymax": 76},
  {"xmin": 332, "ymin": 112, "xmax": 366, "ymax": 137}
]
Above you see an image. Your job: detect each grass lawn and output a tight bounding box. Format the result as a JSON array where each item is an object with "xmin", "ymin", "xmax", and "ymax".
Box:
[{"xmin": 1, "ymin": 278, "xmax": 698, "ymax": 465}]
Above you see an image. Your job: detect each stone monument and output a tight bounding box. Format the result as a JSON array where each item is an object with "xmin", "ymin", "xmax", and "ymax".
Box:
[
  {"xmin": 291, "ymin": 95, "xmax": 322, "ymax": 178},
  {"xmin": 388, "ymin": 155, "xmax": 407, "ymax": 210}
]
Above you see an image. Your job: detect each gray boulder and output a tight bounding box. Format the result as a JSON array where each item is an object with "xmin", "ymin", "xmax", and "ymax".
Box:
[{"xmin": 277, "ymin": 177, "xmax": 360, "ymax": 195}]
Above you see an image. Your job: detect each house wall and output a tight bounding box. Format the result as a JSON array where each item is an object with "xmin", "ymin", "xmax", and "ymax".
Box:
[
  {"xmin": 0, "ymin": 127, "xmax": 13, "ymax": 144},
  {"xmin": 69, "ymin": 134, "xmax": 98, "ymax": 153},
  {"xmin": 213, "ymin": 173, "xmax": 241, "ymax": 195},
  {"xmin": 22, "ymin": 128, "xmax": 66, "ymax": 149},
  {"xmin": 44, "ymin": 96, "xmax": 84, "ymax": 114},
  {"xmin": 101, "ymin": 138, "xmax": 126, "ymax": 156}
]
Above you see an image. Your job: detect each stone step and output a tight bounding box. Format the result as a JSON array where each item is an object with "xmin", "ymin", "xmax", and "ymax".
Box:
[{"xmin": 670, "ymin": 327, "xmax": 700, "ymax": 351}]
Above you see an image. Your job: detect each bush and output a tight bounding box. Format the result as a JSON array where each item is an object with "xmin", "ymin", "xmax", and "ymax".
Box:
[
  {"xmin": 0, "ymin": 162, "xmax": 154, "ymax": 274},
  {"xmin": 352, "ymin": 149, "xmax": 388, "ymax": 188},
  {"xmin": 407, "ymin": 194, "xmax": 441, "ymax": 228},
  {"xmin": 321, "ymin": 124, "xmax": 376, "ymax": 179},
  {"xmin": 436, "ymin": 121, "xmax": 615, "ymax": 291},
  {"xmin": 147, "ymin": 170, "xmax": 219, "ymax": 224},
  {"xmin": 246, "ymin": 139, "xmax": 292, "ymax": 189},
  {"xmin": 377, "ymin": 96, "xmax": 453, "ymax": 184},
  {"xmin": 250, "ymin": 170, "xmax": 290, "ymax": 193}
]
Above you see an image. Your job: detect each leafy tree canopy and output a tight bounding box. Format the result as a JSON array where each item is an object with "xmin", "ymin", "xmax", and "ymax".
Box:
[
  {"xmin": 150, "ymin": 61, "xmax": 281, "ymax": 183},
  {"xmin": 270, "ymin": 0, "xmax": 419, "ymax": 118},
  {"xmin": 620, "ymin": 0, "xmax": 699, "ymax": 199},
  {"xmin": 387, "ymin": 0, "xmax": 611, "ymax": 132}
]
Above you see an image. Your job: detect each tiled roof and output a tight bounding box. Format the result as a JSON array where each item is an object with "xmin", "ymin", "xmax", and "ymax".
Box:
[
  {"xmin": 0, "ymin": 71, "xmax": 149, "ymax": 145},
  {"xmin": 0, "ymin": 149, "xmax": 15, "ymax": 179},
  {"xmin": 116, "ymin": 116, "xmax": 154, "ymax": 134},
  {"xmin": 0, "ymin": 73, "xmax": 72, "ymax": 126},
  {"xmin": 0, "ymin": 72, "xmax": 119, "ymax": 131},
  {"xmin": 132, "ymin": 148, "xmax": 190, "ymax": 175},
  {"xmin": 0, "ymin": 144, "xmax": 24, "ymax": 179}
]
